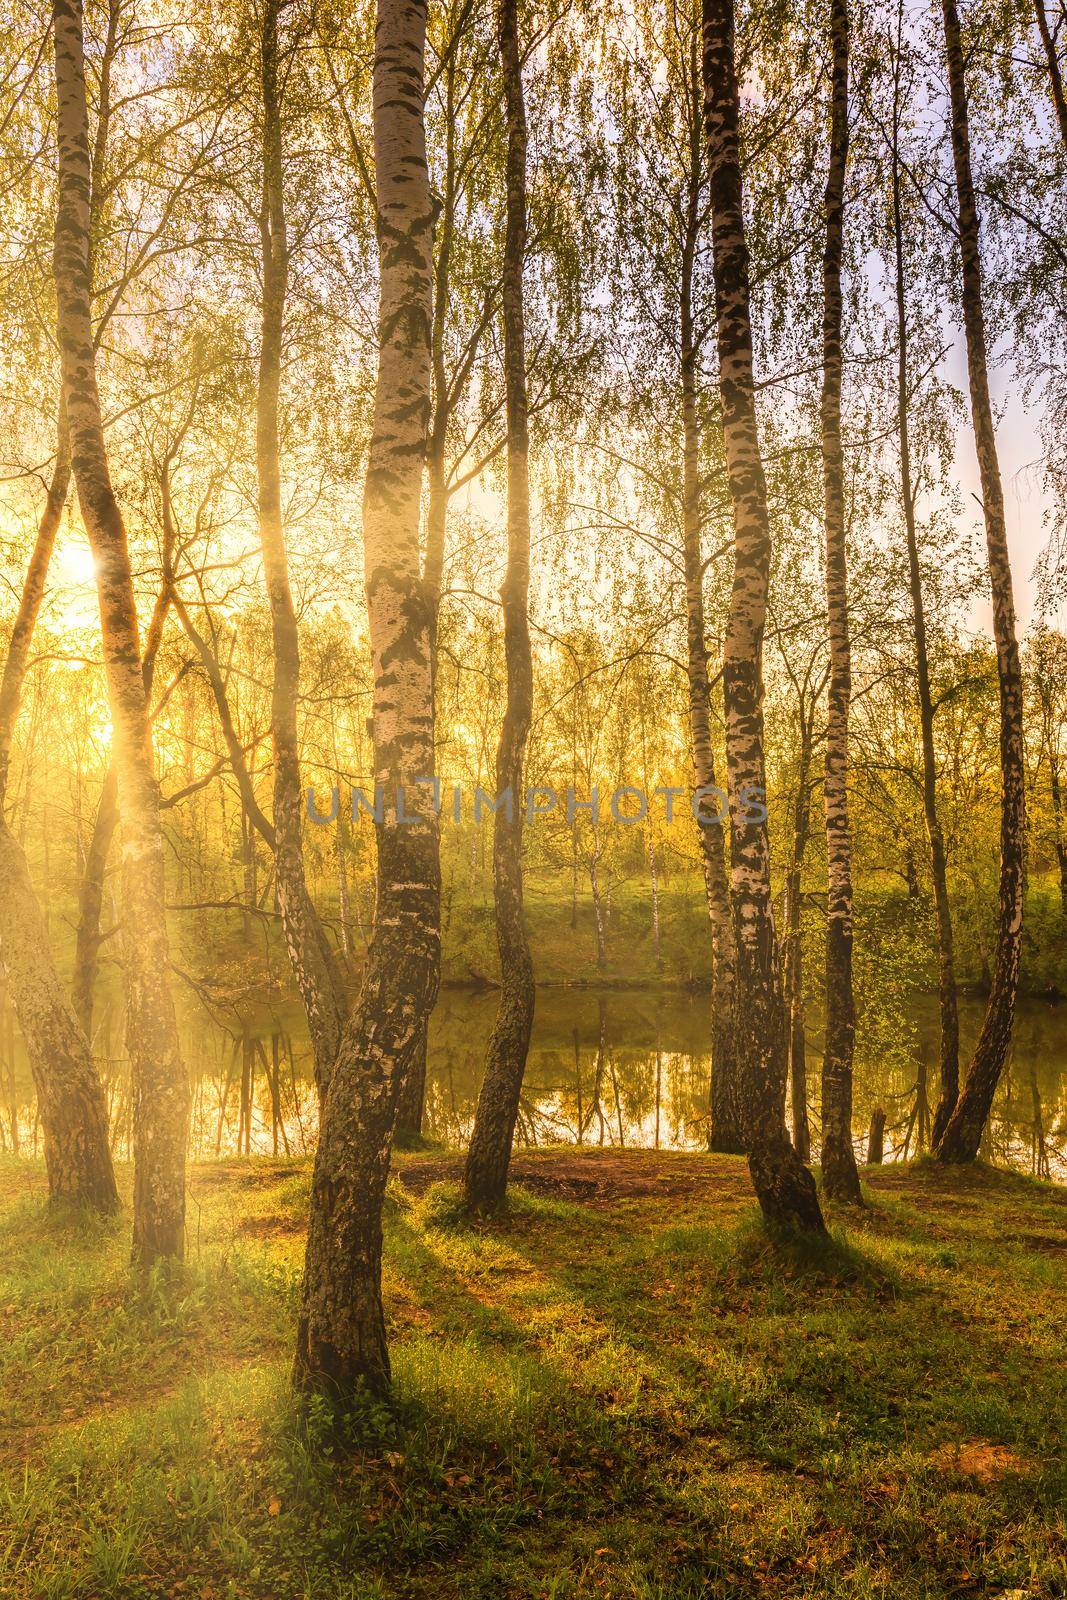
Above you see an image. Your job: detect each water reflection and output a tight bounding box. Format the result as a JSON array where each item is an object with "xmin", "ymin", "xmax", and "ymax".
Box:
[{"xmin": 0, "ymin": 988, "xmax": 1064, "ymax": 1179}]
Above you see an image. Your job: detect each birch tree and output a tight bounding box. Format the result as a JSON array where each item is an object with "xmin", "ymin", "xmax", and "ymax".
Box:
[
  {"xmin": 294, "ymin": 0, "xmax": 440, "ymax": 1397},
  {"xmin": 701, "ymin": 0, "xmax": 825, "ymax": 1231},
  {"xmin": 52, "ymin": 0, "xmax": 187, "ymax": 1261}
]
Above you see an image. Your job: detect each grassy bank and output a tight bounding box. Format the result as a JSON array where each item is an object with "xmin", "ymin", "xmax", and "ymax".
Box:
[{"xmin": 0, "ymin": 1151, "xmax": 1064, "ymax": 1598}]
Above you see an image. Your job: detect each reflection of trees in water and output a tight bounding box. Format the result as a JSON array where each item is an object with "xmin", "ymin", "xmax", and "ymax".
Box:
[
  {"xmin": 864, "ymin": 1045, "xmax": 932, "ymax": 1164},
  {"xmin": 0, "ymin": 989, "xmax": 1064, "ymax": 1171},
  {"xmin": 1030, "ymin": 1064, "xmax": 1051, "ymax": 1181}
]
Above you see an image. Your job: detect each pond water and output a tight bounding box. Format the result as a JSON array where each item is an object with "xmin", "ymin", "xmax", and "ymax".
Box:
[{"xmin": 1, "ymin": 987, "xmax": 1064, "ymax": 1179}]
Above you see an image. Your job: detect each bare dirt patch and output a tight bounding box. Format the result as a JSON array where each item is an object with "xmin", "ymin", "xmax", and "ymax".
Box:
[
  {"xmin": 394, "ymin": 1148, "xmax": 758, "ymax": 1205},
  {"xmin": 929, "ymin": 1441, "xmax": 1031, "ymax": 1482}
]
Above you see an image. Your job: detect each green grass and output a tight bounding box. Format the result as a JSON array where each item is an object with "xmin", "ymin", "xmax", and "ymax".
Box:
[{"xmin": 0, "ymin": 1151, "xmax": 1063, "ymax": 1598}]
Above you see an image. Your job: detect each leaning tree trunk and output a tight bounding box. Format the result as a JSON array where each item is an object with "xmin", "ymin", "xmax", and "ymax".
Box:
[
  {"xmin": 257, "ymin": 0, "xmax": 348, "ymax": 1096},
  {"xmin": 1033, "ymin": 0, "xmax": 1067, "ymax": 155},
  {"xmin": 702, "ymin": 0, "xmax": 825, "ymax": 1232},
  {"xmin": 819, "ymin": 0, "xmax": 862, "ymax": 1203},
  {"xmin": 889, "ymin": 116, "xmax": 961, "ymax": 1146},
  {"xmin": 0, "ymin": 407, "xmax": 69, "ymax": 805},
  {"xmin": 294, "ymin": 0, "xmax": 440, "ymax": 1399},
  {"xmin": 0, "ymin": 402, "xmax": 116, "ymax": 1208},
  {"xmin": 53, "ymin": 0, "xmax": 187, "ymax": 1262},
  {"xmin": 935, "ymin": 0, "xmax": 1026, "ymax": 1162},
  {"xmin": 676, "ymin": 78, "xmax": 743, "ymax": 1156},
  {"xmin": 463, "ymin": 0, "xmax": 536, "ymax": 1213}
]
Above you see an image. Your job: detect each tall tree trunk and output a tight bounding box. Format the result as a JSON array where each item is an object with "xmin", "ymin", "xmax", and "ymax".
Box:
[
  {"xmin": 71, "ymin": 767, "xmax": 116, "ymax": 1039},
  {"xmin": 935, "ymin": 0, "xmax": 1026, "ymax": 1162},
  {"xmin": 1033, "ymin": 0, "xmax": 1067, "ymax": 154},
  {"xmin": 783, "ymin": 725, "xmax": 813, "ymax": 1163},
  {"xmin": 53, "ymin": 0, "xmax": 187, "ymax": 1261},
  {"xmin": 294, "ymin": 0, "xmax": 440, "ymax": 1399},
  {"xmin": 394, "ymin": 87, "xmax": 455, "ymax": 1147},
  {"xmin": 1051, "ymin": 755, "xmax": 1067, "ymax": 913},
  {"xmin": 71, "ymin": 577, "xmax": 171, "ymax": 1038},
  {"xmin": 819, "ymin": 0, "xmax": 862, "ymax": 1204},
  {"xmin": 676, "ymin": 51, "xmax": 743, "ymax": 1155},
  {"xmin": 257, "ymin": 0, "xmax": 348, "ymax": 1096},
  {"xmin": 889, "ymin": 93, "xmax": 961, "ymax": 1147},
  {"xmin": 701, "ymin": 0, "xmax": 825, "ymax": 1232},
  {"xmin": 464, "ymin": 0, "xmax": 536, "ymax": 1212},
  {"xmin": 392, "ymin": 445, "xmax": 445, "ymax": 1145}
]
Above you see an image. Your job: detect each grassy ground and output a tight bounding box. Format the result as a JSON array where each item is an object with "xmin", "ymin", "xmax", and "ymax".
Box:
[{"xmin": 0, "ymin": 1150, "xmax": 1064, "ymax": 1600}]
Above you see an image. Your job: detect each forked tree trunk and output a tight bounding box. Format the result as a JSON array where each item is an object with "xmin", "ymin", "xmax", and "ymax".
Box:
[
  {"xmin": 463, "ymin": 0, "xmax": 536, "ymax": 1212},
  {"xmin": 701, "ymin": 0, "xmax": 825, "ymax": 1232},
  {"xmin": 676, "ymin": 46, "xmax": 743, "ymax": 1156},
  {"xmin": 819, "ymin": 0, "xmax": 862, "ymax": 1204},
  {"xmin": 294, "ymin": 0, "xmax": 440, "ymax": 1399},
  {"xmin": 889, "ymin": 96, "xmax": 961, "ymax": 1146},
  {"xmin": 53, "ymin": 0, "xmax": 187, "ymax": 1261},
  {"xmin": 935, "ymin": 0, "xmax": 1026, "ymax": 1162},
  {"xmin": 257, "ymin": 0, "xmax": 348, "ymax": 1096}
]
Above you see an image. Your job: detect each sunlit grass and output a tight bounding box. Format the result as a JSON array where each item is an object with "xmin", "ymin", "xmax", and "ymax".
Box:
[{"xmin": 0, "ymin": 1152, "xmax": 1063, "ymax": 1597}]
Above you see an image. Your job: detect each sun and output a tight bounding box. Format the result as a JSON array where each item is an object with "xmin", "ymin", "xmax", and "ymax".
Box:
[{"xmin": 52, "ymin": 534, "xmax": 100, "ymax": 629}]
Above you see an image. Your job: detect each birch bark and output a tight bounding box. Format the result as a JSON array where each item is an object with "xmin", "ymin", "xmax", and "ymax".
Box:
[
  {"xmin": 701, "ymin": 0, "xmax": 824, "ymax": 1230},
  {"xmin": 675, "ymin": 34, "xmax": 742, "ymax": 1155},
  {"xmin": 53, "ymin": 0, "xmax": 187, "ymax": 1259},
  {"xmin": 294, "ymin": 0, "xmax": 440, "ymax": 1396}
]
